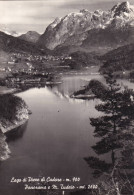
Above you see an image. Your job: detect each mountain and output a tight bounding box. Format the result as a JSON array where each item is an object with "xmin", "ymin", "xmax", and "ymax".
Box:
[
  {"xmin": 38, "ymin": 1, "xmax": 134, "ymax": 52},
  {"xmin": 19, "ymin": 31, "xmax": 40, "ymax": 43},
  {"xmin": 3, "ymin": 30, "xmax": 19, "ymax": 37},
  {"xmin": 0, "ymin": 26, "xmax": 19, "ymax": 37},
  {"xmin": 0, "ymin": 31, "xmax": 49, "ymax": 55},
  {"xmin": 82, "ymin": 25, "xmax": 134, "ymax": 50},
  {"xmin": 60, "ymin": 51, "xmax": 101, "ymax": 69},
  {"xmin": 0, "ymin": 25, "xmax": 20, "ymax": 37},
  {"xmin": 100, "ymin": 43, "xmax": 134, "ymax": 74}
]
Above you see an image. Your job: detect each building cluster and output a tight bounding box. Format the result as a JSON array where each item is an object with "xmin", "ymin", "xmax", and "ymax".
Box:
[
  {"xmin": 0, "ymin": 52, "xmax": 72, "ymax": 73},
  {"xmin": 8, "ymin": 53, "xmax": 72, "ymax": 64}
]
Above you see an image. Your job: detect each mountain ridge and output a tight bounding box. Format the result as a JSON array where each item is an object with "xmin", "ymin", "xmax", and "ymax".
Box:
[
  {"xmin": 100, "ymin": 43, "xmax": 134, "ymax": 74},
  {"xmin": 19, "ymin": 31, "xmax": 40, "ymax": 43},
  {"xmin": 38, "ymin": 1, "xmax": 134, "ymax": 51},
  {"xmin": 0, "ymin": 31, "xmax": 49, "ymax": 55}
]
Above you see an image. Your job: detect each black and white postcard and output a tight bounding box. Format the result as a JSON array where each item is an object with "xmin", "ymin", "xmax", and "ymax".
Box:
[{"xmin": 0, "ymin": 0, "xmax": 134, "ymax": 194}]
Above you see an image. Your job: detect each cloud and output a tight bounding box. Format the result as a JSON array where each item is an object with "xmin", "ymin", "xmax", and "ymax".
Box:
[
  {"xmin": 59, "ymin": 0, "xmax": 134, "ymax": 11},
  {"xmin": 0, "ymin": 1, "xmax": 51, "ymax": 24},
  {"xmin": 0, "ymin": 0, "xmax": 134, "ymax": 34},
  {"xmin": 0, "ymin": 0, "xmax": 71, "ymax": 33}
]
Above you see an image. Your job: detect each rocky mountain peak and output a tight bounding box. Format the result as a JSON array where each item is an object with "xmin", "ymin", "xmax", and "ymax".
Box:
[
  {"xmin": 38, "ymin": 1, "xmax": 134, "ymax": 50},
  {"xmin": 94, "ymin": 9, "xmax": 104, "ymax": 16},
  {"xmin": 80, "ymin": 9, "xmax": 89, "ymax": 14},
  {"xmin": 50, "ymin": 17, "xmax": 61, "ymax": 28},
  {"xmin": 112, "ymin": 1, "xmax": 134, "ymax": 17}
]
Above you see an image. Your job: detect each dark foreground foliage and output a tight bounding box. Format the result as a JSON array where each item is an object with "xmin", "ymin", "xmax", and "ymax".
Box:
[
  {"xmin": 73, "ymin": 79, "xmax": 107, "ymax": 99},
  {"xmin": 84, "ymin": 74, "xmax": 134, "ymax": 195},
  {"xmin": 0, "ymin": 94, "xmax": 24, "ymax": 121}
]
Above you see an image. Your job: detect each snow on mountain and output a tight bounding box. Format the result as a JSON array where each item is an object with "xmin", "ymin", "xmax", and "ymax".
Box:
[
  {"xmin": 49, "ymin": 17, "xmax": 62, "ymax": 28},
  {"xmin": 0, "ymin": 26, "xmax": 21, "ymax": 37},
  {"xmin": 1, "ymin": 30, "xmax": 20, "ymax": 37},
  {"xmin": 110, "ymin": 1, "xmax": 134, "ymax": 28},
  {"xmin": 112, "ymin": 1, "xmax": 134, "ymax": 17},
  {"xmin": 38, "ymin": 1, "xmax": 134, "ymax": 50}
]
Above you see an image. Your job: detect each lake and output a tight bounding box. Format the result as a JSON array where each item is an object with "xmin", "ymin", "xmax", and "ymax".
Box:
[{"xmin": 0, "ymin": 73, "xmax": 132, "ymax": 195}]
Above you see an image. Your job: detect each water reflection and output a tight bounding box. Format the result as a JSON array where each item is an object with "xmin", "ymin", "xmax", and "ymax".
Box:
[
  {"xmin": 52, "ymin": 77, "xmax": 90, "ymax": 97},
  {"xmin": 48, "ymin": 75, "xmax": 103, "ymax": 105},
  {"xmin": 6, "ymin": 122, "xmax": 28, "ymax": 143},
  {"xmin": 0, "ymin": 74, "xmax": 104, "ymax": 195}
]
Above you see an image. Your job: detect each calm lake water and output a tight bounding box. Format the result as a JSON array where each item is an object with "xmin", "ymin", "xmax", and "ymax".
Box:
[{"xmin": 0, "ymin": 73, "xmax": 132, "ymax": 195}]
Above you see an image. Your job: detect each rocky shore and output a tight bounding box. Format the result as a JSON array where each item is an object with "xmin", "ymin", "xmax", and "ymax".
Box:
[
  {"xmin": 71, "ymin": 79, "xmax": 106, "ymax": 100},
  {"xmin": 0, "ymin": 104, "xmax": 29, "ymax": 134},
  {"xmin": 0, "ymin": 86, "xmax": 18, "ymax": 95},
  {"xmin": 0, "ymin": 94, "xmax": 29, "ymax": 161},
  {"xmin": 0, "ymin": 130, "xmax": 11, "ymax": 161}
]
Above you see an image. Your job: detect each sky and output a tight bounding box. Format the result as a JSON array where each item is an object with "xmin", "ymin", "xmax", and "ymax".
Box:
[{"xmin": 0, "ymin": 0, "xmax": 134, "ymax": 34}]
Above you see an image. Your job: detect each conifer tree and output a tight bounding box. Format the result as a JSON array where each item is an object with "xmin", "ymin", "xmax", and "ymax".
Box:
[{"xmin": 85, "ymin": 74, "xmax": 134, "ymax": 178}]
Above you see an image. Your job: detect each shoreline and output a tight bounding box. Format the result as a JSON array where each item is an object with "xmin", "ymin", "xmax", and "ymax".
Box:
[
  {"xmin": 0, "ymin": 86, "xmax": 18, "ymax": 95},
  {"xmin": 71, "ymin": 94, "xmax": 96, "ymax": 100},
  {"xmin": 0, "ymin": 94, "xmax": 30, "ymax": 134},
  {"xmin": 1, "ymin": 119, "xmax": 28, "ymax": 134}
]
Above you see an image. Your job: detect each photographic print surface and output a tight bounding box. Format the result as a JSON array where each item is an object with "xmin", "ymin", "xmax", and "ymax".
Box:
[{"xmin": 0, "ymin": 0, "xmax": 134, "ymax": 195}]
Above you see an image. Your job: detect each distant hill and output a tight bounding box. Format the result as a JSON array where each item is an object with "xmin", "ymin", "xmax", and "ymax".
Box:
[
  {"xmin": 100, "ymin": 44, "xmax": 134, "ymax": 74},
  {"xmin": 60, "ymin": 51, "xmax": 102, "ymax": 69},
  {"xmin": 82, "ymin": 26, "xmax": 134, "ymax": 50},
  {"xmin": 19, "ymin": 31, "xmax": 40, "ymax": 43},
  {"xmin": 0, "ymin": 31, "xmax": 50, "ymax": 55},
  {"xmin": 0, "ymin": 25, "xmax": 20, "ymax": 37}
]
